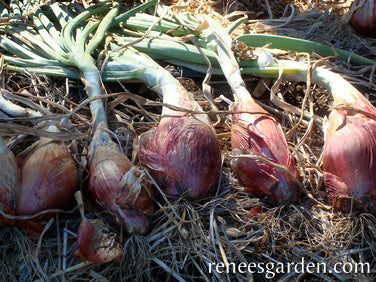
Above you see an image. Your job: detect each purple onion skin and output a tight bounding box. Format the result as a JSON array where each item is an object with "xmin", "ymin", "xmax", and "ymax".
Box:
[
  {"xmin": 323, "ymin": 110, "xmax": 376, "ymax": 215},
  {"xmin": 138, "ymin": 115, "xmax": 221, "ymax": 200},
  {"xmin": 16, "ymin": 140, "xmax": 78, "ymax": 215},
  {"xmin": 14, "ymin": 139, "xmax": 78, "ymax": 238},
  {"xmin": 323, "ymin": 84, "xmax": 376, "ymax": 215},
  {"xmin": 350, "ymin": 0, "xmax": 376, "ymax": 37},
  {"xmin": 88, "ymin": 129, "xmax": 153, "ymax": 234},
  {"xmin": 230, "ymin": 95, "xmax": 300, "ymax": 205},
  {"xmin": 88, "ymin": 132, "xmax": 133, "ymax": 205}
]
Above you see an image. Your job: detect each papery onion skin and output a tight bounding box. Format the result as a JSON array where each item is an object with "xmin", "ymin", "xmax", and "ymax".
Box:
[
  {"xmin": 15, "ymin": 138, "xmax": 78, "ymax": 217},
  {"xmin": 114, "ymin": 166, "xmax": 154, "ymax": 234},
  {"xmin": 322, "ymin": 81, "xmax": 376, "ymax": 215},
  {"xmin": 88, "ymin": 128, "xmax": 153, "ymax": 234},
  {"xmin": 0, "ymin": 138, "xmax": 20, "ymax": 227},
  {"xmin": 88, "ymin": 129, "xmax": 133, "ymax": 205},
  {"xmin": 138, "ymin": 115, "xmax": 222, "ymax": 200},
  {"xmin": 13, "ymin": 138, "xmax": 78, "ymax": 239},
  {"xmin": 230, "ymin": 95, "xmax": 300, "ymax": 205},
  {"xmin": 350, "ymin": 0, "xmax": 376, "ymax": 38},
  {"xmin": 247, "ymin": 206, "xmax": 267, "ymax": 220},
  {"xmin": 323, "ymin": 110, "xmax": 376, "ymax": 215},
  {"xmin": 76, "ymin": 218, "xmax": 122, "ymax": 263}
]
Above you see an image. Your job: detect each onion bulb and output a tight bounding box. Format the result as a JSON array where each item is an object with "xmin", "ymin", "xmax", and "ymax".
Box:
[
  {"xmin": 15, "ymin": 135, "xmax": 78, "ymax": 237},
  {"xmin": 0, "ymin": 138, "xmax": 20, "ymax": 227},
  {"xmin": 323, "ymin": 85, "xmax": 376, "ymax": 215},
  {"xmin": 138, "ymin": 113, "xmax": 221, "ymax": 200},
  {"xmin": 230, "ymin": 94, "xmax": 300, "ymax": 205},
  {"xmin": 350, "ymin": 0, "xmax": 376, "ymax": 37},
  {"xmin": 107, "ymin": 49, "xmax": 222, "ymax": 201},
  {"xmin": 198, "ymin": 18, "xmax": 299, "ymax": 205},
  {"xmin": 88, "ymin": 127, "xmax": 153, "ymax": 234}
]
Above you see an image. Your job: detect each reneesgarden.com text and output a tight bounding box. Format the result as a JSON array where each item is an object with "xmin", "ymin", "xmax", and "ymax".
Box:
[{"xmin": 208, "ymin": 258, "xmax": 370, "ymax": 279}]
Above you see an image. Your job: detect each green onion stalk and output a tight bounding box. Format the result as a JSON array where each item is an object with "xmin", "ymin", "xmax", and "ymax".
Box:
[
  {"xmin": 119, "ymin": 4, "xmax": 375, "ymax": 66},
  {"xmin": 0, "ymin": 1, "xmax": 154, "ymax": 255},
  {"xmin": 106, "ymin": 45, "xmax": 222, "ymax": 200}
]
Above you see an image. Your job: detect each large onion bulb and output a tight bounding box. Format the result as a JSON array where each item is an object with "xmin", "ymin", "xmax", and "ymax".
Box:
[
  {"xmin": 230, "ymin": 95, "xmax": 300, "ymax": 204},
  {"xmin": 15, "ymin": 136, "xmax": 78, "ymax": 237},
  {"xmin": 138, "ymin": 114, "xmax": 221, "ymax": 200}
]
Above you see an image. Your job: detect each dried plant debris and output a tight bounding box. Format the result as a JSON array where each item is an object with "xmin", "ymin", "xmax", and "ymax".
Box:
[{"xmin": 0, "ymin": 0, "xmax": 376, "ymax": 281}]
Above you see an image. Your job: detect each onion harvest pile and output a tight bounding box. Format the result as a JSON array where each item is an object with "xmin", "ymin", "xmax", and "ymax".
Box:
[
  {"xmin": 0, "ymin": 0, "xmax": 221, "ymax": 263},
  {"xmin": 113, "ymin": 3, "xmax": 376, "ymax": 214},
  {"xmin": 114, "ymin": 9, "xmax": 300, "ymax": 204},
  {"xmin": 0, "ymin": 1, "xmax": 154, "ymax": 261},
  {"xmin": 1, "ymin": 1, "xmax": 376, "ymax": 276}
]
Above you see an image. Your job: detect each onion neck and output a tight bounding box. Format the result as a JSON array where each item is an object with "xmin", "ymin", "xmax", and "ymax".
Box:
[
  {"xmin": 136, "ymin": 65, "xmax": 195, "ymax": 108},
  {"xmin": 205, "ymin": 18, "xmax": 256, "ymax": 105},
  {"xmin": 78, "ymin": 54, "xmax": 108, "ymax": 131},
  {"xmin": 247, "ymin": 60, "xmax": 375, "ymax": 113},
  {"xmin": 38, "ymin": 123, "xmax": 62, "ymax": 145},
  {"xmin": 311, "ymin": 67, "xmax": 357, "ymax": 105},
  {"xmin": 110, "ymin": 51, "xmax": 211, "ymax": 125},
  {"xmin": 281, "ymin": 63, "xmax": 376, "ymax": 113}
]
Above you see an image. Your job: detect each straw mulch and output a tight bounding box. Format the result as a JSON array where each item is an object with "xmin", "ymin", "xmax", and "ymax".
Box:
[{"xmin": 1, "ymin": 0, "xmax": 376, "ymax": 281}]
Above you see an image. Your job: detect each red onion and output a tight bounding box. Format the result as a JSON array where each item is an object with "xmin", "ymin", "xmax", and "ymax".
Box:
[
  {"xmin": 199, "ymin": 18, "xmax": 300, "ymax": 205},
  {"xmin": 108, "ymin": 50, "xmax": 222, "ymax": 201},
  {"xmin": 230, "ymin": 94, "xmax": 300, "ymax": 205},
  {"xmin": 350, "ymin": 0, "xmax": 376, "ymax": 37},
  {"xmin": 138, "ymin": 112, "xmax": 221, "ymax": 200},
  {"xmin": 323, "ymin": 84, "xmax": 376, "ymax": 215},
  {"xmin": 15, "ymin": 135, "xmax": 78, "ymax": 237},
  {"xmin": 87, "ymin": 127, "xmax": 153, "ymax": 234}
]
